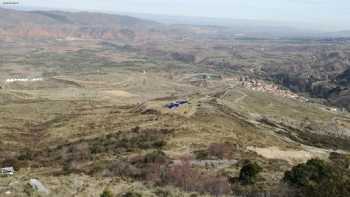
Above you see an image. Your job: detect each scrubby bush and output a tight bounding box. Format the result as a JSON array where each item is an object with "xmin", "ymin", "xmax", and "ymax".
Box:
[
  {"xmin": 17, "ymin": 149, "xmax": 33, "ymax": 161},
  {"xmin": 89, "ymin": 128, "xmax": 173, "ymax": 155},
  {"xmin": 153, "ymin": 188, "xmax": 172, "ymax": 197},
  {"xmin": 194, "ymin": 143, "xmax": 235, "ymax": 160},
  {"xmin": 94, "ymin": 154, "xmax": 231, "ymax": 196},
  {"xmin": 118, "ymin": 191, "xmax": 142, "ymax": 197},
  {"xmin": 207, "ymin": 143, "xmax": 234, "ymax": 159},
  {"xmin": 108, "ymin": 160, "xmax": 143, "ymax": 178},
  {"xmin": 143, "ymin": 150, "xmax": 170, "ymax": 164},
  {"xmin": 193, "ymin": 149, "xmax": 208, "ymax": 160},
  {"xmin": 126, "ymin": 150, "xmax": 170, "ymax": 183},
  {"xmin": 239, "ymin": 161, "xmax": 262, "ymax": 185},
  {"xmin": 129, "ymin": 155, "xmax": 231, "ymax": 195},
  {"xmin": 163, "ymin": 158, "xmax": 231, "ymax": 196},
  {"xmin": 329, "ymin": 152, "xmax": 350, "ymax": 169},
  {"xmin": 283, "ymin": 159, "xmax": 331, "ymax": 188},
  {"xmin": 283, "ymin": 158, "xmax": 350, "ymax": 197},
  {"xmin": 100, "ymin": 189, "xmax": 113, "ymax": 197}
]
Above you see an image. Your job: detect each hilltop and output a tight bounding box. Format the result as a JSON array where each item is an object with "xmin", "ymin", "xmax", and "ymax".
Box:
[{"xmin": 0, "ymin": 7, "xmax": 160, "ymax": 41}]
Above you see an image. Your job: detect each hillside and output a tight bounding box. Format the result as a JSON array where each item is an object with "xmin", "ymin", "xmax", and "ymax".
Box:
[{"xmin": 0, "ymin": 8, "xmax": 349, "ymax": 197}]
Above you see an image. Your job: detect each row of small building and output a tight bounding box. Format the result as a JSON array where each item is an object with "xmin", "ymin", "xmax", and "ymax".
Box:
[{"xmin": 5, "ymin": 78, "xmax": 43, "ymax": 83}]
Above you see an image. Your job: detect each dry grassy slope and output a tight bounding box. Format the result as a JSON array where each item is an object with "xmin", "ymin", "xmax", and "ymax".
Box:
[
  {"xmin": 0, "ymin": 171, "xmax": 208, "ymax": 197},
  {"xmin": 0, "ymin": 70, "xmax": 349, "ymax": 196},
  {"xmin": 0, "ymin": 30, "xmax": 349, "ymax": 196}
]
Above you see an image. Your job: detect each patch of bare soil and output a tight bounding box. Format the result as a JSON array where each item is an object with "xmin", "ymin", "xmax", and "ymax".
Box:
[
  {"xmin": 247, "ymin": 146, "xmax": 328, "ymax": 164},
  {"xmin": 103, "ymin": 90, "xmax": 138, "ymax": 98}
]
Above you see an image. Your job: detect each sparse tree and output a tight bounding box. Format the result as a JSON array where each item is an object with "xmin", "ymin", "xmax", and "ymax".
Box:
[{"xmin": 239, "ymin": 161, "xmax": 262, "ymax": 185}]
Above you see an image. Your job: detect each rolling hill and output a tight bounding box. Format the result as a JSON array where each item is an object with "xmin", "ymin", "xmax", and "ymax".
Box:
[{"xmin": 0, "ymin": 7, "xmax": 161, "ymax": 41}]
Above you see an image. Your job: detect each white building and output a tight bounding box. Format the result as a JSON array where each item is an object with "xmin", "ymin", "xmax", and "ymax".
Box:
[{"xmin": 1, "ymin": 167, "xmax": 15, "ymax": 176}]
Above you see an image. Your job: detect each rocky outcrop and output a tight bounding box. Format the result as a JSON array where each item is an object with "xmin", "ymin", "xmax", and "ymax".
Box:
[{"xmin": 336, "ymin": 68, "xmax": 350, "ymax": 86}]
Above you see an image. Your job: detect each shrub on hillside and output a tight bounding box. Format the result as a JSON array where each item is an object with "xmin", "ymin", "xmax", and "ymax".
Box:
[
  {"xmin": 126, "ymin": 150, "xmax": 170, "ymax": 183},
  {"xmin": 100, "ymin": 189, "xmax": 113, "ymax": 197},
  {"xmin": 108, "ymin": 160, "xmax": 143, "ymax": 178},
  {"xmin": 283, "ymin": 159, "xmax": 331, "ymax": 188},
  {"xmin": 163, "ymin": 158, "xmax": 231, "ymax": 196},
  {"xmin": 129, "ymin": 150, "xmax": 170, "ymax": 166},
  {"xmin": 143, "ymin": 150, "xmax": 170, "ymax": 164},
  {"xmin": 208, "ymin": 143, "xmax": 234, "ymax": 159},
  {"xmin": 118, "ymin": 191, "xmax": 142, "ymax": 197},
  {"xmin": 283, "ymin": 158, "xmax": 350, "ymax": 197},
  {"xmin": 17, "ymin": 149, "xmax": 33, "ymax": 161},
  {"xmin": 89, "ymin": 128, "xmax": 173, "ymax": 154},
  {"xmin": 194, "ymin": 143, "xmax": 235, "ymax": 160},
  {"xmin": 329, "ymin": 152, "xmax": 350, "ymax": 169},
  {"xmin": 193, "ymin": 149, "xmax": 208, "ymax": 160},
  {"xmin": 239, "ymin": 161, "xmax": 263, "ymax": 185}
]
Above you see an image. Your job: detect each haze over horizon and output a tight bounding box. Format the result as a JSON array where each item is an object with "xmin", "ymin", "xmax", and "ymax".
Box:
[
  {"xmin": 1, "ymin": 0, "xmax": 350, "ymax": 31},
  {"xmin": 1, "ymin": 1, "xmax": 350, "ymax": 197}
]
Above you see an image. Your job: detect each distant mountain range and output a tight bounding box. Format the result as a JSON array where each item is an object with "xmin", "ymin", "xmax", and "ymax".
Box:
[
  {"xmin": 120, "ymin": 12, "xmax": 350, "ymax": 38},
  {"xmin": 0, "ymin": 7, "xmax": 161, "ymax": 41},
  {"xmin": 1, "ymin": 6, "xmax": 350, "ymax": 41}
]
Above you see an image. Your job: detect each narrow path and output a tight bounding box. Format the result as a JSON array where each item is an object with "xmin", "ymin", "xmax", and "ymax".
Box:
[
  {"xmin": 233, "ymin": 91, "xmax": 247, "ymax": 104},
  {"xmin": 220, "ymin": 88, "xmax": 247, "ymax": 104}
]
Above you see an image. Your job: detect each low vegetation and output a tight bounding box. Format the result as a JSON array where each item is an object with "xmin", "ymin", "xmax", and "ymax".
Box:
[
  {"xmin": 194, "ymin": 143, "xmax": 235, "ymax": 160},
  {"xmin": 283, "ymin": 157, "xmax": 350, "ymax": 197},
  {"xmin": 88, "ymin": 127, "xmax": 172, "ymax": 154},
  {"xmin": 162, "ymin": 158, "xmax": 231, "ymax": 196},
  {"xmin": 100, "ymin": 189, "xmax": 114, "ymax": 197},
  {"xmin": 238, "ymin": 161, "xmax": 263, "ymax": 185}
]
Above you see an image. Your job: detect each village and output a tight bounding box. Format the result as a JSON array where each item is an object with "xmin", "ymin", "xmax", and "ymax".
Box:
[{"xmin": 238, "ymin": 76, "xmax": 308, "ymax": 102}]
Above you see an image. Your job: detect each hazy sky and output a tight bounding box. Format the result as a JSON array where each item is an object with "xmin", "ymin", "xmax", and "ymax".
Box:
[{"xmin": 7, "ymin": 0, "xmax": 350, "ymax": 30}]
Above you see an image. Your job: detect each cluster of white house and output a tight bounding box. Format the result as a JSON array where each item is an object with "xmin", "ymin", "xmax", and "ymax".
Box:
[
  {"xmin": 239, "ymin": 78, "xmax": 307, "ymax": 102},
  {"xmin": 5, "ymin": 78, "xmax": 43, "ymax": 83}
]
